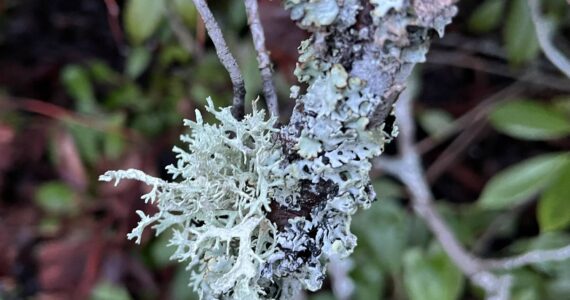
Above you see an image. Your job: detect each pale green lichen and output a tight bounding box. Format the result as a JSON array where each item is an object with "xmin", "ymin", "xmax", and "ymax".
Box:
[
  {"xmin": 100, "ymin": 98, "xmax": 282, "ymax": 299},
  {"xmin": 285, "ymin": 0, "xmax": 339, "ymax": 28},
  {"xmin": 100, "ymin": 0, "xmax": 457, "ymax": 298}
]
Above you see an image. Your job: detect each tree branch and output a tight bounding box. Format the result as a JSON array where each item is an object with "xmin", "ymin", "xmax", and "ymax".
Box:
[
  {"xmin": 484, "ymin": 244, "xmax": 570, "ymax": 270},
  {"xmin": 528, "ymin": 0, "xmax": 570, "ymax": 78},
  {"xmin": 375, "ymin": 78, "xmax": 570, "ymax": 300},
  {"xmin": 191, "ymin": 0, "xmax": 245, "ymax": 119},
  {"xmin": 244, "ymin": 0, "xmax": 280, "ymax": 119}
]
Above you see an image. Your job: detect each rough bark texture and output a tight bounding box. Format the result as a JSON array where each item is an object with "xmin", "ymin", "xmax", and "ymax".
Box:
[
  {"xmin": 262, "ymin": 0, "xmax": 458, "ymax": 297},
  {"xmin": 100, "ymin": 1, "xmax": 459, "ymax": 299}
]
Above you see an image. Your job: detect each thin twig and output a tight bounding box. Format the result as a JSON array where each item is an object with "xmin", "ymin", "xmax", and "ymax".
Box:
[
  {"xmin": 165, "ymin": 0, "xmax": 202, "ymax": 58},
  {"xmin": 191, "ymin": 0, "xmax": 245, "ymax": 119},
  {"xmin": 426, "ymin": 118, "xmax": 487, "ymax": 182},
  {"xmin": 103, "ymin": 0, "xmax": 124, "ymax": 50},
  {"xmin": 427, "ymin": 50, "xmax": 570, "ymax": 92},
  {"xmin": 416, "ymin": 80, "xmax": 527, "ymax": 154},
  {"xmin": 375, "ymin": 88, "xmax": 510, "ymax": 300},
  {"xmin": 528, "ymin": 0, "xmax": 570, "ymax": 78},
  {"xmin": 374, "ymin": 81, "xmax": 570, "ymax": 300},
  {"xmin": 244, "ymin": 0, "xmax": 280, "ymax": 118},
  {"xmin": 484, "ymin": 244, "xmax": 570, "ymax": 270}
]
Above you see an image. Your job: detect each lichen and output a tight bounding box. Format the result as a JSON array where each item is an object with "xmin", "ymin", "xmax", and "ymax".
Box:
[
  {"xmin": 100, "ymin": 0, "xmax": 457, "ymax": 299},
  {"xmin": 100, "ymin": 99, "xmax": 282, "ymax": 299}
]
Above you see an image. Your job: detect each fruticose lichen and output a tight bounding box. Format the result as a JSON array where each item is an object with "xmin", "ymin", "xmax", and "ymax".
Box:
[{"xmin": 100, "ymin": 0, "xmax": 456, "ymax": 299}]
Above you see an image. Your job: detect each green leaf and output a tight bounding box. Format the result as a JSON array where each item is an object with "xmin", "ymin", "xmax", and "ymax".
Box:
[
  {"xmin": 353, "ymin": 198, "xmax": 411, "ymax": 273},
  {"xmin": 35, "ymin": 182, "xmax": 76, "ymax": 216},
  {"xmin": 126, "ymin": 47, "xmax": 151, "ymax": 79},
  {"xmin": 403, "ymin": 244, "xmax": 464, "ymax": 300},
  {"xmin": 478, "ymin": 153, "xmax": 569, "ymax": 209},
  {"xmin": 510, "ymin": 270, "xmax": 545, "ymax": 300},
  {"xmin": 372, "ymin": 177, "xmax": 405, "ymax": 200},
  {"xmin": 350, "ymin": 262, "xmax": 385, "ymax": 300},
  {"xmin": 68, "ymin": 125, "xmax": 101, "ymax": 165},
  {"xmin": 173, "ymin": 0, "xmax": 197, "ymax": 27},
  {"xmin": 489, "ymin": 100, "xmax": 570, "ymax": 140},
  {"xmin": 61, "ymin": 65, "xmax": 97, "ymax": 114},
  {"xmin": 87, "ymin": 60, "xmax": 122, "ymax": 84},
  {"xmin": 103, "ymin": 132, "xmax": 125, "ymax": 160},
  {"xmin": 468, "ymin": 0, "xmax": 505, "ymax": 33},
  {"xmin": 418, "ymin": 109, "xmax": 454, "ymax": 139},
  {"xmin": 504, "ymin": 0, "xmax": 540, "ymax": 65},
  {"xmin": 124, "ymin": 0, "xmax": 164, "ymax": 44},
  {"xmin": 551, "ymin": 95, "xmax": 570, "ymax": 116},
  {"xmin": 91, "ymin": 281, "xmax": 132, "ymax": 300},
  {"xmin": 538, "ymin": 164, "xmax": 570, "ymax": 231}
]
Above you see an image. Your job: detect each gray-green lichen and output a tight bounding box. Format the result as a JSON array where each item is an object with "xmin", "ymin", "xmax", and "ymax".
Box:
[
  {"xmin": 100, "ymin": 99, "xmax": 282, "ymax": 299},
  {"xmin": 100, "ymin": 0, "xmax": 457, "ymax": 299}
]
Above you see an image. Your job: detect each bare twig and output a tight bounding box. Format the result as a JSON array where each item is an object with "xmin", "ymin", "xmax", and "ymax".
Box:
[
  {"xmin": 375, "ymin": 82, "xmax": 570, "ymax": 300},
  {"xmin": 484, "ymin": 244, "xmax": 570, "ymax": 270},
  {"xmin": 376, "ymin": 91, "xmax": 511, "ymax": 300},
  {"xmin": 191, "ymin": 0, "xmax": 245, "ymax": 119},
  {"xmin": 416, "ymin": 80, "xmax": 527, "ymax": 154},
  {"xmin": 103, "ymin": 0, "xmax": 124, "ymax": 50},
  {"xmin": 427, "ymin": 50, "xmax": 570, "ymax": 92},
  {"xmin": 426, "ymin": 118, "xmax": 487, "ymax": 182},
  {"xmin": 528, "ymin": 0, "xmax": 570, "ymax": 78},
  {"xmin": 165, "ymin": 0, "xmax": 202, "ymax": 58},
  {"xmin": 244, "ymin": 0, "xmax": 280, "ymax": 118}
]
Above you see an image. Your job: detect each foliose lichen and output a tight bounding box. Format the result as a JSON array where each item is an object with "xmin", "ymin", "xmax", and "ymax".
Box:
[{"xmin": 100, "ymin": 0, "xmax": 457, "ymax": 299}]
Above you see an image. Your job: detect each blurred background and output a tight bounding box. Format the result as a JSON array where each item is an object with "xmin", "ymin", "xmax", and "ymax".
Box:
[{"xmin": 1, "ymin": 0, "xmax": 570, "ymax": 299}]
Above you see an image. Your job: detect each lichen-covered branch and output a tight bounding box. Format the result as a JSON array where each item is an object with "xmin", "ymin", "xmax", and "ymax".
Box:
[
  {"xmin": 244, "ymin": 0, "xmax": 280, "ymax": 118},
  {"xmin": 191, "ymin": 0, "xmax": 246, "ymax": 119},
  {"xmin": 101, "ymin": 1, "xmax": 460, "ymax": 299}
]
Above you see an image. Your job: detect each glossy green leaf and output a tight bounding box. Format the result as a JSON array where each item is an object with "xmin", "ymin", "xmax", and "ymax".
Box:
[
  {"xmin": 126, "ymin": 47, "xmax": 151, "ymax": 79},
  {"xmin": 504, "ymin": 0, "xmax": 540, "ymax": 65},
  {"xmin": 489, "ymin": 100, "xmax": 570, "ymax": 140},
  {"xmin": 403, "ymin": 244, "xmax": 464, "ymax": 300},
  {"xmin": 35, "ymin": 182, "xmax": 76, "ymax": 216},
  {"xmin": 468, "ymin": 0, "xmax": 505, "ymax": 33},
  {"xmin": 418, "ymin": 109, "xmax": 454, "ymax": 139},
  {"xmin": 61, "ymin": 65, "xmax": 97, "ymax": 114},
  {"xmin": 124, "ymin": 0, "xmax": 164, "ymax": 44},
  {"xmin": 539, "ymin": 164, "xmax": 570, "ymax": 231},
  {"xmin": 478, "ymin": 153, "xmax": 569, "ymax": 209},
  {"xmin": 91, "ymin": 281, "xmax": 132, "ymax": 300}
]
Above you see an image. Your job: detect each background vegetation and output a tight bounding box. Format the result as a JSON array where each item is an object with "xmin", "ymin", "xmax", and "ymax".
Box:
[{"xmin": 0, "ymin": 0, "xmax": 569, "ymax": 299}]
